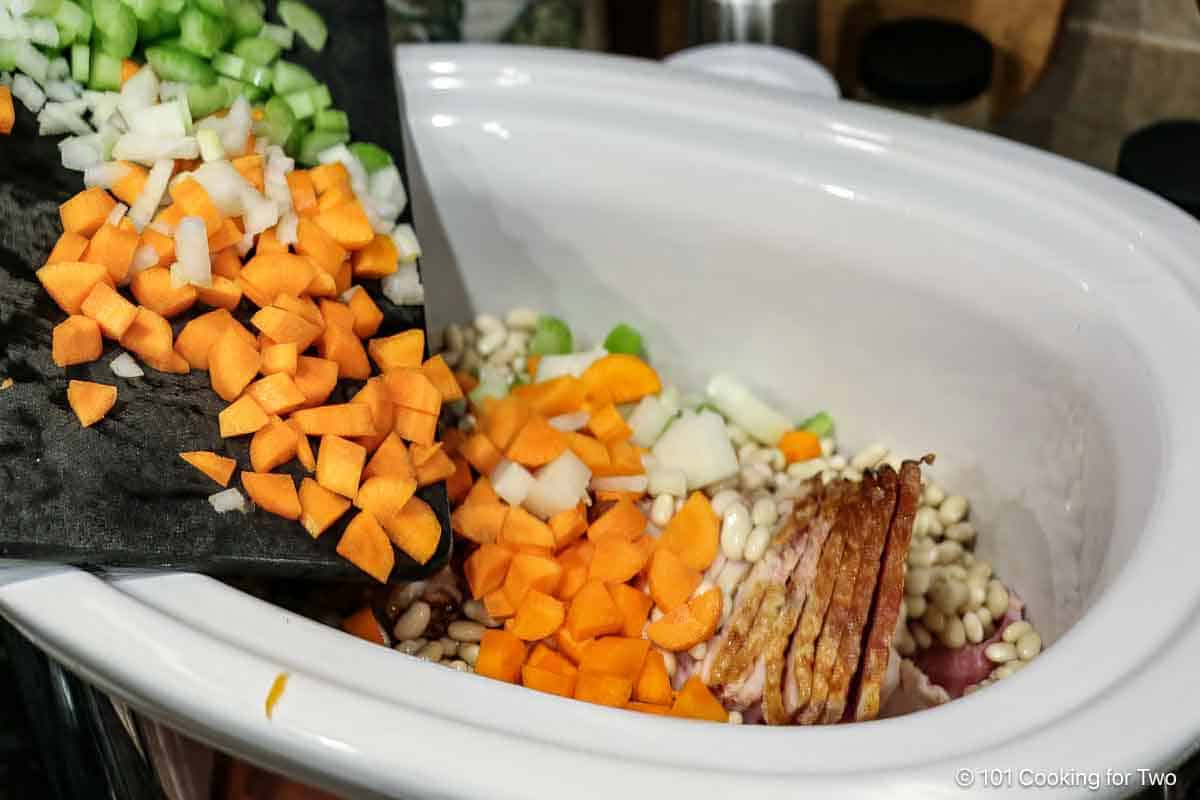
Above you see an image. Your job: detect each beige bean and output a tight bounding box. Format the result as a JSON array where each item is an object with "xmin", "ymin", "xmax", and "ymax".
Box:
[
  {"xmin": 439, "ymin": 637, "xmax": 458, "ymax": 658},
  {"xmin": 922, "ymin": 606, "xmax": 948, "ymax": 634},
  {"xmin": 986, "ymin": 580, "xmax": 1010, "ymax": 619},
  {"xmin": 933, "ymin": 579, "xmax": 968, "ymax": 615},
  {"xmin": 934, "ymin": 541, "xmax": 963, "ymax": 565},
  {"xmin": 850, "ymin": 443, "xmax": 889, "ymax": 471},
  {"xmin": 387, "ymin": 581, "xmax": 426, "ymax": 615},
  {"xmin": 448, "ymin": 620, "xmax": 486, "ymax": 643},
  {"xmin": 448, "ymin": 660, "xmax": 471, "ymax": 672},
  {"xmin": 938, "ymin": 495, "xmax": 968, "ymax": 526},
  {"xmin": 913, "ymin": 507, "xmax": 942, "ymax": 538},
  {"xmin": 396, "ymin": 638, "xmax": 426, "ymax": 656},
  {"xmin": 462, "ymin": 599, "xmax": 499, "ymax": 628},
  {"xmin": 942, "ymin": 564, "xmax": 967, "ymax": 581},
  {"xmin": 944, "ymin": 522, "xmax": 976, "ymax": 544},
  {"xmin": 906, "ymin": 566, "xmax": 932, "ymax": 596},
  {"xmin": 660, "ymin": 649, "xmax": 677, "ymax": 678},
  {"xmin": 985, "ymin": 642, "xmax": 1017, "ymax": 664},
  {"xmin": 910, "ymin": 622, "xmax": 933, "ymax": 650},
  {"xmin": 728, "ymin": 711, "xmax": 744, "ymax": 725},
  {"xmin": 962, "ymin": 611, "xmax": 984, "ymax": 644},
  {"xmin": 1016, "ymin": 631, "xmax": 1042, "ymax": 660},
  {"xmin": 905, "ymin": 594, "xmax": 927, "ymax": 619},
  {"xmin": 939, "ymin": 615, "xmax": 966, "ymax": 648},
  {"xmin": 908, "ymin": 545, "xmax": 936, "ymax": 569},
  {"xmin": 458, "ymin": 643, "xmax": 480, "ymax": 666},
  {"xmin": 393, "ymin": 601, "xmax": 431, "ymax": 641},
  {"xmin": 895, "ymin": 624, "xmax": 916, "ymax": 657},
  {"xmin": 417, "ymin": 641, "xmax": 445, "ymax": 662},
  {"xmin": 966, "ymin": 582, "xmax": 986, "ymax": 611},
  {"xmin": 689, "ymin": 641, "xmax": 708, "ymax": 660},
  {"xmin": 991, "ymin": 664, "xmax": 1013, "ymax": 680},
  {"xmin": 922, "ymin": 482, "xmax": 946, "ymax": 508},
  {"xmin": 1002, "ymin": 620, "xmax": 1032, "ymax": 644},
  {"xmin": 968, "ymin": 561, "xmax": 994, "ymax": 582}
]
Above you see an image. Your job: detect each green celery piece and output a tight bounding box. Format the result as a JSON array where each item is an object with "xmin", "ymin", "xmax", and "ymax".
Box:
[
  {"xmin": 178, "ymin": 6, "xmax": 230, "ymax": 58},
  {"xmin": 186, "ymin": 82, "xmax": 229, "ymax": 118},
  {"xmin": 242, "ymin": 62, "xmax": 271, "ymax": 89},
  {"xmin": 258, "ymin": 21, "xmax": 292, "ymax": 49},
  {"xmin": 529, "ymin": 316, "xmax": 573, "ymax": 356},
  {"xmin": 24, "ymin": 0, "xmax": 63, "ymax": 16},
  {"xmin": 276, "ymin": 0, "xmax": 326, "ymax": 50},
  {"xmin": 227, "ymin": 0, "xmax": 265, "ymax": 38},
  {"xmin": 53, "ymin": 0, "xmax": 92, "ymax": 45},
  {"xmin": 283, "ymin": 117, "xmax": 311, "ymax": 159},
  {"xmin": 216, "ymin": 74, "xmax": 265, "ymax": 102},
  {"xmin": 193, "ymin": 0, "xmax": 225, "ymax": 15},
  {"xmin": 297, "ymin": 128, "xmax": 349, "ymax": 166},
  {"xmin": 799, "ymin": 411, "xmax": 834, "ymax": 438},
  {"xmin": 211, "ymin": 50, "xmax": 245, "ymax": 79},
  {"xmin": 348, "ymin": 142, "xmax": 392, "ymax": 173},
  {"xmin": 231, "ymin": 35, "xmax": 279, "ymax": 65},
  {"xmin": 0, "ymin": 41, "xmax": 17, "ymax": 73},
  {"xmin": 313, "ymin": 108, "xmax": 347, "ymax": 133},
  {"xmin": 88, "ymin": 48, "xmax": 123, "ymax": 90},
  {"xmin": 69, "ymin": 41, "xmax": 89, "ymax": 81},
  {"xmin": 158, "ymin": 0, "xmax": 183, "ymax": 12},
  {"xmin": 93, "ymin": 0, "xmax": 137, "ymax": 58},
  {"xmin": 137, "ymin": 8, "xmax": 179, "ymax": 41},
  {"xmin": 262, "ymin": 94, "xmax": 295, "ymax": 145},
  {"xmin": 145, "ymin": 44, "xmax": 217, "ymax": 84},
  {"xmin": 119, "ymin": 0, "xmax": 157, "ymax": 21},
  {"xmin": 602, "ymin": 323, "xmax": 646, "ymax": 357},
  {"xmin": 271, "ymin": 58, "xmax": 314, "ymax": 93}
]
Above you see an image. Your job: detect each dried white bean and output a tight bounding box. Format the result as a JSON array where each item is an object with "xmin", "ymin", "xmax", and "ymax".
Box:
[
  {"xmin": 910, "ymin": 622, "xmax": 933, "ymax": 650},
  {"xmin": 689, "ymin": 642, "xmax": 708, "ymax": 660},
  {"xmin": 477, "ymin": 328, "xmax": 506, "ymax": 357},
  {"xmin": 709, "ymin": 489, "xmax": 742, "ymax": 517},
  {"xmin": 661, "ymin": 650, "xmax": 677, "ymax": 677},
  {"xmin": 651, "ymin": 494, "xmax": 676, "ymax": 527},
  {"xmin": 934, "ymin": 541, "xmax": 963, "ymax": 565},
  {"xmin": 819, "ymin": 437, "xmax": 835, "ymax": 458},
  {"xmin": 388, "ymin": 581, "xmax": 426, "ymax": 615},
  {"xmin": 458, "ymin": 643, "xmax": 480, "ymax": 666},
  {"xmin": 850, "ymin": 443, "xmax": 889, "ymax": 471},
  {"xmin": 766, "ymin": 448, "xmax": 786, "ymax": 471},
  {"xmin": 966, "ymin": 583, "xmax": 986, "ymax": 611},
  {"xmin": 396, "ymin": 638, "xmax": 426, "ymax": 656},
  {"xmin": 448, "ymin": 660, "xmax": 470, "ymax": 672},
  {"xmin": 986, "ymin": 580, "xmax": 1010, "ymax": 619},
  {"xmin": 975, "ymin": 606, "xmax": 993, "ymax": 628},
  {"xmin": 938, "ymin": 495, "xmax": 969, "ymax": 526},
  {"xmin": 474, "ymin": 313, "xmax": 503, "ymax": 334},
  {"xmin": 720, "ymin": 503, "xmax": 752, "ymax": 560},
  {"xmin": 739, "ymin": 465, "xmax": 768, "ymax": 491},
  {"xmin": 786, "ymin": 458, "xmax": 826, "ymax": 481},
  {"xmin": 991, "ymin": 664, "xmax": 1013, "ymax": 680},
  {"xmin": 448, "ymin": 620, "xmax": 485, "ymax": 643},
  {"xmin": 737, "ymin": 443, "xmax": 759, "ymax": 463},
  {"xmin": 1002, "ymin": 620, "xmax": 1032, "ymax": 643},
  {"xmin": 651, "ymin": 608, "xmax": 665, "ymax": 622},
  {"xmin": 906, "ymin": 566, "xmax": 932, "ymax": 596},
  {"xmin": 743, "ymin": 525, "xmax": 771, "ymax": 562},
  {"xmin": 985, "ymin": 642, "xmax": 1017, "ymax": 664},
  {"xmin": 942, "ymin": 564, "xmax": 967, "ymax": 581},
  {"xmin": 417, "ymin": 641, "xmax": 445, "ymax": 662},
  {"xmin": 393, "ymin": 601, "xmax": 431, "ymax": 641},
  {"xmin": 913, "ymin": 507, "xmax": 943, "ymax": 538},
  {"xmin": 922, "ymin": 482, "xmax": 946, "ymax": 508},
  {"xmin": 828, "ymin": 454, "xmax": 847, "ymax": 470},
  {"xmin": 776, "ymin": 498, "xmax": 795, "ymax": 518},
  {"xmin": 895, "ymin": 623, "xmax": 916, "ymax": 656},
  {"xmin": 962, "ymin": 611, "xmax": 984, "ymax": 644},
  {"xmin": 725, "ymin": 423, "xmax": 749, "ymax": 446},
  {"xmin": 944, "ymin": 522, "xmax": 976, "ymax": 544},
  {"xmin": 905, "ymin": 594, "xmax": 927, "ymax": 619},
  {"xmin": 504, "ymin": 307, "xmax": 539, "ymax": 330},
  {"xmin": 841, "ymin": 467, "xmax": 863, "ymax": 483},
  {"xmin": 922, "ymin": 606, "xmax": 948, "ymax": 634},
  {"xmin": 939, "ymin": 615, "xmax": 966, "ymax": 648},
  {"xmin": 907, "ymin": 544, "xmax": 935, "ymax": 568},
  {"xmin": 968, "ymin": 561, "xmax": 993, "ymax": 582},
  {"xmin": 751, "ymin": 497, "xmax": 778, "ymax": 528},
  {"xmin": 727, "ymin": 711, "xmax": 743, "ymax": 725},
  {"xmin": 932, "ymin": 579, "xmax": 968, "ymax": 615},
  {"xmin": 1015, "ymin": 631, "xmax": 1042, "ymax": 660}
]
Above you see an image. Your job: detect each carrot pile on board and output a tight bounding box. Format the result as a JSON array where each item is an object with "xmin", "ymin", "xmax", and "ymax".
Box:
[{"xmin": 35, "ymin": 147, "xmax": 447, "ymax": 583}]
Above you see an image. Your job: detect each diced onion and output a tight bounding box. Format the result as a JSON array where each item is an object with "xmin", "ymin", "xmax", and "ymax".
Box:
[
  {"xmin": 191, "ymin": 160, "xmax": 250, "ymax": 216},
  {"xmin": 647, "ymin": 464, "xmax": 688, "ymax": 498},
  {"xmin": 590, "ymin": 474, "xmax": 649, "ymax": 494},
  {"xmin": 111, "ymin": 134, "xmax": 199, "ymax": 165},
  {"xmin": 126, "ymin": 100, "xmax": 187, "ymax": 140},
  {"xmin": 491, "ymin": 458, "xmax": 536, "ymax": 506},
  {"xmin": 109, "ymin": 352, "xmax": 145, "ymax": 378},
  {"xmin": 276, "ymin": 210, "xmax": 299, "ymax": 245},
  {"xmin": 197, "ymin": 128, "xmax": 224, "ymax": 162},
  {"xmin": 14, "ymin": 41, "xmax": 48, "ymax": 84},
  {"xmin": 548, "ymin": 410, "xmax": 589, "ymax": 432},
  {"xmin": 208, "ymin": 488, "xmax": 248, "ymax": 514},
  {"xmin": 318, "ymin": 143, "xmax": 368, "ymax": 198},
  {"xmin": 11, "ymin": 72, "xmax": 45, "ymax": 112},
  {"xmin": 38, "ymin": 101, "xmax": 91, "ymax": 136},
  {"xmin": 84, "ymin": 161, "xmax": 131, "ymax": 190},
  {"xmin": 235, "ymin": 228, "xmax": 255, "ymax": 257},
  {"xmin": 117, "ymin": 65, "xmax": 159, "ymax": 122},
  {"xmin": 58, "ymin": 135, "xmax": 103, "ymax": 171},
  {"xmin": 128, "ymin": 159, "xmax": 173, "ymax": 231},
  {"xmin": 380, "ymin": 263, "xmax": 423, "ymax": 306},
  {"xmin": 390, "ymin": 223, "xmax": 421, "ymax": 262},
  {"xmin": 705, "ymin": 373, "xmax": 793, "ymax": 445},
  {"xmin": 129, "ymin": 244, "xmax": 159, "ymax": 277},
  {"xmin": 651, "ymin": 409, "xmax": 739, "ymax": 490},
  {"xmin": 44, "ymin": 80, "xmax": 80, "ymax": 103},
  {"xmin": 104, "ymin": 202, "xmax": 127, "ymax": 227},
  {"xmin": 535, "ymin": 348, "xmax": 607, "ymax": 382},
  {"xmin": 627, "ymin": 394, "xmax": 675, "ymax": 448},
  {"xmin": 239, "ymin": 185, "xmax": 280, "ymax": 235},
  {"xmin": 524, "ymin": 450, "xmax": 591, "ymax": 520},
  {"xmin": 172, "ymin": 216, "xmax": 212, "ymax": 288}
]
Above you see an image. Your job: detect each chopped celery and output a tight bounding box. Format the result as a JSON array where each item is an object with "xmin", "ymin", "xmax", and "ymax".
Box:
[
  {"xmin": 282, "ymin": 82, "xmax": 328, "ymax": 118},
  {"xmin": 211, "ymin": 50, "xmax": 245, "ymax": 79},
  {"xmin": 0, "ymin": 41, "xmax": 15, "ymax": 73},
  {"xmin": 193, "ymin": 0, "xmax": 225, "ymax": 15},
  {"xmin": 20, "ymin": 0, "xmax": 63, "ymax": 16},
  {"xmin": 603, "ymin": 323, "xmax": 645, "ymax": 357},
  {"xmin": 313, "ymin": 107, "xmax": 347, "ymax": 133},
  {"xmin": 93, "ymin": 0, "xmax": 137, "ymax": 57},
  {"xmin": 69, "ymin": 42, "xmax": 88, "ymax": 81},
  {"xmin": 276, "ymin": 0, "xmax": 325, "ymax": 50},
  {"xmin": 231, "ymin": 35, "xmax": 279, "ymax": 65},
  {"xmin": 138, "ymin": 8, "xmax": 179, "ymax": 42},
  {"xmin": 242, "ymin": 62, "xmax": 271, "ymax": 89},
  {"xmin": 227, "ymin": 0, "xmax": 265, "ymax": 38},
  {"xmin": 216, "ymin": 74, "xmax": 264, "ymax": 102},
  {"xmin": 186, "ymin": 81, "xmax": 228, "ymax": 117},
  {"xmin": 296, "ymin": 128, "xmax": 348, "ymax": 166},
  {"xmin": 271, "ymin": 58, "xmax": 314, "ymax": 93},
  {"xmin": 348, "ymin": 142, "xmax": 392, "ymax": 173},
  {"xmin": 261, "ymin": 94, "xmax": 294, "ymax": 144},
  {"xmin": 529, "ymin": 315, "xmax": 574, "ymax": 356},
  {"xmin": 88, "ymin": 48, "xmax": 122, "ymax": 89},
  {"xmin": 179, "ymin": 6, "xmax": 230, "ymax": 58},
  {"xmin": 146, "ymin": 44, "xmax": 216, "ymax": 84},
  {"xmin": 799, "ymin": 411, "xmax": 834, "ymax": 438},
  {"xmin": 283, "ymin": 117, "xmax": 310, "ymax": 159},
  {"xmin": 159, "ymin": 0, "xmax": 184, "ymax": 12},
  {"xmin": 258, "ymin": 21, "xmax": 292, "ymax": 49},
  {"xmin": 54, "ymin": 0, "xmax": 92, "ymax": 44},
  {"xmin": 120, "ymin": 0, "xmax": 158, "ymax": 21}
]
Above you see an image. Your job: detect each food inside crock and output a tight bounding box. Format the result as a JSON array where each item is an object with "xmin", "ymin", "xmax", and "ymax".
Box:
[{"xmin": 331, "ymin": 310, "xmax": 1044, "ymax": 723}]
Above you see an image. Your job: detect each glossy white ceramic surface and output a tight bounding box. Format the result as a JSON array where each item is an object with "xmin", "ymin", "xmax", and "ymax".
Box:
[{"xmin": 4, "ymin": 45, "xmax": 1200, "ymax": 798}]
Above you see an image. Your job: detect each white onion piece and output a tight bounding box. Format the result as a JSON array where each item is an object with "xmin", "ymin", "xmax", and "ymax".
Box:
[
  {"xmin": 58, "ymin": 135, "xmax": 103, "ymax": 171},
  {"xmin": 109, "ymin": 352, "xmax": 145, "ymax": 378},
  {"xmin": 208, "ymin": 488, "xmax": 247, "ymax": 514},
  {"xmin": 157, "ymin": 81, "xmax": 187, "ymax": 101},
  {"xmin": 14, "ymin": 41, "xmax": 48, "ymax": 84},
  {"xmin": 647, "ymin": 464, "xmax": 688, "ymax": 498},
  {"xmin": 196, "ymin": 95, "xmax": 251, "ymax": 156},
  {"xmin": 651, "ymin": 410, "xmax": 739, "ymax": 490},
  {"xmin": 172, "ymin": 216, "xmax": 212, "ymax": 288},
  {"xmin": 627, "ymin": 394, "xmax": 675, "ymax": 448},
  {"xmin": 12, "ymin": 73, "xmax": 44, "ymax": 112},
  {"xmin": 380, "ymin": 263, "xmax": 423, "ymax": 306},
  {"xmin": 491, "ymin": 459, "xmax": 536, "ymax": 507},
  {"xmin": 317, "ymin": 143, "xmax": 368, "ymax": 198},
  {"xmin": 590, "ymin": 475, "xmax": 649, "ymax": 494},
  {"xmin": 129, "ymin": 244, "xmax": 159, "ymax": 277},
  {"xmin": 104, "ymin": 202, "xmax": 127, "ymax": 228},
  {"xmin": 44, "ymin": 80, "xmax": 79, "ymax": 102},
  {"xmin": 126, "ymin": 100, "xmax": 186, "ymax": 139},
  {"xmin": 548, "ymin": 410, "xmax": 589, "ymax": 432},
  {"xmin": 117, "ymin": 65, "xmax": 159, "ymax": 121},
  {"xmin": 390, "ymin": 223, "xmax": 421, "ymax": 263},
  {"xmin": 83, "ymin": 161, "xmax": 130, "ymax": 190},
  {"xmin": 128, "ymin": 159, "xmax": 173, "ymax": 231},
  {"xmin": 48, "ymin": 58, "xmax": 71, "ymax": 82},
  {"xmin": 112, "ymin": 134, "xmax": 199, "ymax": 165},
  {"xmin": 197, "ymin": 128, "xmax": 224, "ymax": 162},
  {"xmin": 524, "ymin": 450, "xmax": 591, "ymax": 520},
  {"xmin": 705, "ymin": 373, "xmax": 792, "ymax": 445},
  {"xmin": 535, "ymin": 348, "xmax": 607, "ymax": 383},
  {"xmin": 276, "ymin": 210, "xmax": 299, "ymax": 245},
  {"xmin": 239, "ymin": 185, "xmax": 279, "ymax": 236},
  {"xmin": 38, "ymin": 102, "xmax": 90, "ymax": 135},
  {"xmin": 338, "ymin": 285, "xmax": 360, "ymax": 304},
  {"xmin": 191, "ymin": 160, "xmax": 250, "ymax": 216},
  {"xmin": 235, "ymin": 228, "xmax": 255, "ymax": 257}
]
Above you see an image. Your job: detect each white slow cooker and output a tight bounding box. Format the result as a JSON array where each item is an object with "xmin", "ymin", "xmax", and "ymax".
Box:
[{"xmin": 3, "ymin": 45, "xmax": 1200, "ymax": 799}]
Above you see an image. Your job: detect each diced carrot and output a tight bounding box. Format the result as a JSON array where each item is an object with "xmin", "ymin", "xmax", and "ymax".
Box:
[
  {"xmin": 0, "ymin": 85, "xmax": 12, "ymax": 135},
  {"xmin": 151, "ymin": 202, "xmax": 184, "ymax": 230},
  {"xmin": 416, "ymin": 357, "xmax": 462, "ymax": 405},
  {"xmin": 351, "ymin": 232, "xmax": 398, "ymax": 277},
  {"xmin": 301, "ymin": 270, "xmax": 337, "ymax": 302},
  {"xmin": 349, "ymin": 377, "xmax": 394, "ymax": 452},
  {"xmin": 368, "ymin": 329, "xmax": 424, "ymax": 372},
  {"xmin": 548, "ymin": 505, "xmax": 588, "ymax": 549},
  {"xmin": 392, "ymin": 406, "xmax": 438, "ymax": 446},
  {"xmin": 51, "ymin": 315, "xmax": 102, "ymax": 367},
  {"xmin": 141, "ymin": 228, "xmax": 177, "ymax": 269},
  {"xmin": 446, "ymin": 455, "xmax": 473, "ymax": 503},
  {"xmin": 580, "ymin": 636, "xmax": 650, "ymax": 681},
  {"xmin": 588, "ymin": 498, "xmax": 646, "ymax": 543},
  {"xmin": 317, "ymin": 183, "xmax": 355, "ymax": 212},
  {"xmin": 627, "ymin": 701, "xmax": 670, "ymax": 715},
  {"xmin": 415, "ymin": 447, "xmax": 456, "ymax": 487},
  {"xmin": 36, "ymin": 261, "xmax": 110, "ymax": 315},
  {"xmin": 503, "ymin": 552, "xmax": 563, "ymax": 607},
  {"xmin": 332, "ymin": 259, "xmax": 352, "ymax": 295},
  {"xmin": 553, "ymin": 628, "xmax": 589, "ymax": 666},
  {"xmin": 240, "ymin": 253, "xmax": 318, "ymax": 300},
  {"xmin": 45, "ymin": 230, "xmax": 89, "ymax": 266},
  {"xmin": 363, "ymin": 432, "xmax": 416, "ymax": 482},
  {"xmin": 207, "ymin": 217, "xmax": 243, "ymax": 252},
  {"xmin": 309, "ymin": 162, "xmax": 349, "ymax": 194},
  {"xmin": 343, "ymin": 288, "xmax": 383, "ymax": 339},
  {"xmin": 171, "ymin": 178, "xmax": 222, "ymax": 236},
  {"xmin": 341, "ymin": 605, "xmax": 387, "ymax": 646},
  {"xmin": 210, "ymin": 246, "xmax": 239, "ymax": 278},
  {"xmin": 555, "ymin": 540, "xmax": 594, "ymax": 601},
  {"xmin": 658, "ymin": 492, "xmax": 720, "ymax": 571},
  {"xmin": 260, "ymin": 342, "xmax": 299, "ymax": 376},
  {"xmin": 593, "ymin": 439, "xmax": 644, "ymax": 477},
  {"xmin": 109, "ymin": 162, "xmax": 148, "ymax": 205},
  {"xmin": 505, "ymin": 415, "xmax": 567, "ymax": 467},
  {"xmin": 288, "ymin": 418, "xmax": 316, "ymax": 472},
  {"xmin": 511, "ymin": 590, "xmax": 565, "ymax": 641},
  {"xmin": 459, "ymin": 432, "xmax": 502, "ymax": 476},
  {"xmin": 119, "ymin": 306, "xmax": 174, "ymax": 363},
  {"xmin": 231, "ymin": 154, "xmax": 265, "ymax": 192},
  {"xmin": 382, "ymin": 367, "xmax": 441, "ymax": 416},
  {"xmin": 520, "ymin": 376, "xmax": 587, "ymax": 418},
  {"xmin": 219, "ymin": 394, "xmax": 269, "ymax": 438},
  {"xmin": 670, "ymin": 676, "xmax": 727, "ymax": 722},
  {"xmin": 463, "ymin": 475, "xmax": 500, "ymax": 506},
  {"xmin": 381, "ymin": 493, "xmax": 440, "ymax": 564},
  {"xmin": 455, "ymin": 370, "xmax": 478, "ymax": 394},
  {"xmin": 580, "ymin": 354, "xmax": 662, "ymax": 405},
  {"xmin": 291, "ymin": 403, "xmax": 375, "ymax": 437},
  {"xmin": 564, "ymin": 432, "xmax": 610, "ymax": 472},
  {"xmin": 241, "ymin": 471, "xmax": 301, "ymax": 520},
  {"xmin": 174, "ymin": 309, "xmax": 236, "ymax": 370},
  {"xmin": 66, "ymin": 380, "xmax": 116, "ymax": 427},
  {"xmin": 299, "ymin": 477, "xmax": 351, "ymax": 538},
  {"xmin": 609, "ymin": 583, "xmax": 654, "ymax": 638},
  {"xmin": 634, "ymin": 650, "xmax": 673, "ymax": 706},
  {"xmin": 464, "ymin": 543, "xmax": 514, "ymax": 599},
  {"xmin": 499, "ymin": 505, "xmax": 556, "ymax": 550},
  {"xmin": 179, "ymin": 451, "xmax": 236, "ymax": 487},
  {"xmin": 295, "ymin": 217, "xmax": 347, "ymax": 272},
  {"xmin": 249, "ymin": 416, "xmax": 299, "ymax": 472},
  {"xmin": 337, "ymin": 511, "xmax": 394, "ymax": 583},
  {"xmin": 195, "ymin": 276, "xmax": 243, "ymax": 310},
  {"xmin": 647, "ymin": 547, "xmax": 701, "ymax": 613},
  {"xmin": 293, "ymin": 356, "xmax": 339, "ymax": 407},
  {"xmin": 120, "ymin": 58, "xmax": 139, "ymax": 84},
  {"xmin": 526, "ymin": 646, "xmax": 576, "ymax": 680},
  {"xmin": 255, "ymin": 226, "xmax": 288, "ymax": 255},
  {"xmin": 574, "ymin": 672, "xmax": 633, "ymax": 708},
  {"xmin": 286, "ymin": 170, "xmax": 317, "ymax": 215},
  {"xmin": 246, "ymin": 372, "xmax": 307, "ymax": 416},
  {"xmin": 452, "ymin": 501, "xmax": 508, "ymax": 545},
  {"xmin": 475, "ymin": 629, "xmax": 526, "ymax": 683},
  {"xmin": 273, "ymin": 292, "xmax": 327, "ymax": 326},
  {"xmin": 250, "ymin": 306, "xmax": 323, "ymax": 351},
  {"xmin": 143, "ymin": 349, "xmax": 190, "ymax": 375},
  {"xmin": 353, "ymin": 475, "xmax": 418, "ymax": 524},
  {"xmin": 313, "ymin": 301, "xmax": 350, "ymax": 334},
  {"xmin": 316, "ymin": 199, "xmax": 374, "ymax": 250},
  {"xmin": 319, "ymin": 322, "xmax": 371, "ymax": 380},
  {"xmin": 521, "ymin": 665, "xmax": 574, "ymax": 698},
  {"xmin": 778, "ymin": 429, "xmax": 822, "ymax": 464},
  {"xmin": 587, "ymin": 403, "xmax": 632, "ymax": 443},
  {"xmin": 129, "ymin": 266, "xmax": 199, "ymax": 319},
  {"xmin": 208, "ymin": 326, "xmax": 261, "ymax": 402},
  {"xmin": 315, "ymin": 434, "xmax": 367, "ymax": 498},
  {"xmin": 588, "ymin": 537, "xmax": 650, "ymax": 584},
  {"xmin": 565, "ymin": 580, "xmax": 624, "ymax": 641},
  {"xmin": 646, "ymin": 587, "xmax": 722, "ymax": 652},
  {"xmin": 484, "ymin": 588, "xmax": 516, "ymax": 620},
  {"xmin": 60, "ymin": 188, "xmax": 116, "ymax": 237}
]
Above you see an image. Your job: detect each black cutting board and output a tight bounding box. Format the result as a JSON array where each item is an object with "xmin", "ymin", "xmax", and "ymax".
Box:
[{"xmin": 0, "ymin": 0, "xmax": 452, "ymax": 581}]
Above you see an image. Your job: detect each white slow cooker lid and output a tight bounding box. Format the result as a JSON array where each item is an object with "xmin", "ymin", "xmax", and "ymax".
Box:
[{"xmin": 3, "ymin": 45, "xmax": 1200, "ymax": 798}]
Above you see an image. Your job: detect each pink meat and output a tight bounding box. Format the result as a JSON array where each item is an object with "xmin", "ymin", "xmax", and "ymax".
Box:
[{"xmin": 912, "ymin": 595, "xmax": 1024, "ymax": 698}]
